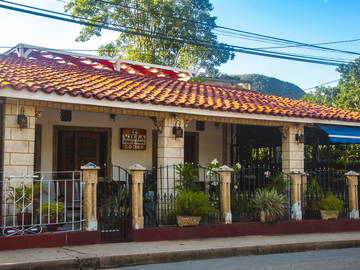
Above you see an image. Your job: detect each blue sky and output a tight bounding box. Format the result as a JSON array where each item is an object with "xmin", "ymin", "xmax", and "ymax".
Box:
[{"xmin": 1, "ymin": 0, "xmax": 360, "ymax": 90}]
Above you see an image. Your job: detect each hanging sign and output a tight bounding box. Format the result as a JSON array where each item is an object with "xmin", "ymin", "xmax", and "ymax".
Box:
[{"xmin": 120, "ymin": 128, "xmax": 147, "ymax": 150}]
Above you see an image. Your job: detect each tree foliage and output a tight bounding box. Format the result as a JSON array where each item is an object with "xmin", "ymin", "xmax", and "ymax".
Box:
[
  {"xmin": 65, "ymin": 0, "xmax": 234, "ymax": 75},
  {"xmin": 219, "ymin": 73, "xmax": 305, "ymax": 99},
  {"xmin": 302, "ymin": 57, "xmax": 360, "ymax": 112}
]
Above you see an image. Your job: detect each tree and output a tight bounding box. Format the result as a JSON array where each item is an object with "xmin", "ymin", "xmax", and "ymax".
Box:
[
  {"xmin": 302, "ymin": 86, "xmax": 340, "ymax": 107},
  {"xmin": 219, "ymin": 73, "xmax": 305, "ymax": 99},
  {"xmin": 336, "ymin": 57, "xmax": 360, "ymax": 112},
  {"xmin": 65, "ymin": 0, "xmax": 234, "ymax": 76},
  {"xmin": 302, "ymin": 57, "xmax": 360, "ymax": 111}
]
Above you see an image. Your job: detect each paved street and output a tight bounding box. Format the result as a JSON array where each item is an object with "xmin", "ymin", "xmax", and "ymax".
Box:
[{"xmin": 114, "ymin": 248, "xmax": 360, "ymax": 270}]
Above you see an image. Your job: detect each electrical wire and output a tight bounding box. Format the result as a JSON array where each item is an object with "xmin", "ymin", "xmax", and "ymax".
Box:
[
  {"xmin": 63, "ymin": 0, "xmax": 360, "ymax": 56},
  {"xmin": 0, "ymin": 1, "xmax": 351, "ymax": 66},
  {"xmin": 303, "ymin": 79, "xmax": 341, "ymax": 91}
]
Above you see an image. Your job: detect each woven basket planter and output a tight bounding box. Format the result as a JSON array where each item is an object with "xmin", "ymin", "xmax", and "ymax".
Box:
[
  {"xmin": 176, "ymin": 216, "xmax": 201, "ymax": 227},
  {"xmin": 320, "ymin": 210, "xmax": 339, "ymax": 220}
]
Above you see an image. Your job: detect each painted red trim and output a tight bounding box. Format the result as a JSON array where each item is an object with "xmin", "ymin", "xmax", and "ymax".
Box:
[
  {"xmin": 0, "ymin": 231, "xmax": 101, "ymax": 251},
  {"xmin": 132, "ymin": 219, "xmax": 360, "ymax": 242}
]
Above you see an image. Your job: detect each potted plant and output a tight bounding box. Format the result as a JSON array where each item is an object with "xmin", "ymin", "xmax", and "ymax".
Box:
[
  {"xmin": 42, "ymin": 202, "xmax": 65, "ymax": 231},
  {"xmin": 319, "ymin": 193, "xmax": 344, "ymax": 220},
  {"xmin": 252, "ymin": 188, "xmax": 286, "ymax": 223},
  {"xmin": 8, "ymin": 182, "xmax": 42, "ymax": 225},
  {"xmin": 175, "ymin": 190, "xmax": 215, "ymax": 227}
]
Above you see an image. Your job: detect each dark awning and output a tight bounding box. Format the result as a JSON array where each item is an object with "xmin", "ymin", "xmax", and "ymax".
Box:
[{"xmin": 318, "ymin": 124, "xmax": 360, "ymax": 144}]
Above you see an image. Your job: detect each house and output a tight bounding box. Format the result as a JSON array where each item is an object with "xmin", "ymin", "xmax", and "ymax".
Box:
[{"xmin": 0, "ymin": 44, "xmax": 360, "ymax": 246}]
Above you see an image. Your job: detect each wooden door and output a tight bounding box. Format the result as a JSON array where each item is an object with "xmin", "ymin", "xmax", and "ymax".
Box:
[
  {"xmin": 76, "ymin": 132, "xmax": 100, "ymax": 168},
  {"xmin": 184, "ymin": 132, "xmax": 199, "ymax": 164},
  {"xmin": 57, "ymin": 131, "xmax": 100, "ymax": 201}
]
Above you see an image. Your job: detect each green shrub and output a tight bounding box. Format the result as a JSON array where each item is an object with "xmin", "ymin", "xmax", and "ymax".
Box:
[
  {"xmin": 252, "ymin": 188, "xmax": 286, "ymax": 222},
  {"xmin": 306, "ymin": 178, "xmax": 324, "ymax": 210},
  {"xmin": 176, "ymin": 163, "xmax": 200, "ymax": 192},
  {"xmin": 266, "ymin": 172, "xmax": 287, "ymax": 194},
  {"xmin": 41, "ymin": 202, "xmax": 65, "ymax": 217},
  {"xmin": 175, "ymin": 191, "xmax": 215, "ymax": 216},
  {"xmin": 8, "ymin": 182, "xmax": 43, "ymax": 212},
  {"xmin": 319, "ymin": 193, "xmax": 344, "ymax": 212}
]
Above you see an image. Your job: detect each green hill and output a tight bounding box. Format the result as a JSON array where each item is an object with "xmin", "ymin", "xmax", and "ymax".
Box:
[{"xmin": 220, "ymin": 74, "xmax": 305, "ymax": 99}]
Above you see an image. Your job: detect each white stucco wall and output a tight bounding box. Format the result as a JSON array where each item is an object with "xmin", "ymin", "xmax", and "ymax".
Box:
[
  {"xmin": 36, "ymin": 108, "xmax": 223, "ymax": 172},
  {"xmin": 37, "ymin": 108, "xmax": 155, "ymax": 171},
  {"xmin": 186, "ymin": 121, "xmax": 223, "ymax": 165}
]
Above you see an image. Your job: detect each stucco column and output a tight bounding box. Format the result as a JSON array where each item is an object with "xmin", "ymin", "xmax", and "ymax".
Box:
[
  {"xmin": 216, "ymin": 165, "xmax": 233, "ymax": 224},
  {"xmin": 289, "ymin": 171, "xmax": 302, "ymax": 220},
  {"xmin": 129, "ymin": 164, "xmax": 146, "ymax": 230},
  {"xmin": 157, "ymin": 117, "xmax": 184, "ymax": 167},
  {"xmin": 81, "ymin": 164, "xmax": 100, "ymax": 231},
  {"xmin": 3, "ymin": 99, "xmax": 36, "ymax": 177},
  {"xmin": 281, "ymin": 125, "xmax": 304, "ymax": 174},
  {"xmin": 345, "ymin": 171, "xmax": 359, "ymax": 219}
]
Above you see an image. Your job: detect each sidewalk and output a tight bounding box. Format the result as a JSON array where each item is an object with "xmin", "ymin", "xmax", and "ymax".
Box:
[{"xmin": 1, "ymin": 232, "xmax": 360, "ymax": 270}]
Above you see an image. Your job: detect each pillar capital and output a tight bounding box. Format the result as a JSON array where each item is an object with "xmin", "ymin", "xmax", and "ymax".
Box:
[{"xmin": 128, "ymin": 163, "xmax": 146, "ymax": 171}]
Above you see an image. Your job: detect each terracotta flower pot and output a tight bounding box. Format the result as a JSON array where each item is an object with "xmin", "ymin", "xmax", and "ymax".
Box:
[
  {"xmin": 176, "ymin": 216, "xmax": 201, "ymax": 227},
  {"xmin": 259, "ymin": 210, "xmax": 267, "ymax": 223},
  {"xmin": 320, "ymin": 210, "xmax": 339, "ymax": 220},
  {"xmin": 17, "ymin": 212, "xmax": 32, "ymax": 225},
  {"xmin": 44, "ymin": 216, "xmax": 62, "ymax": 231}
]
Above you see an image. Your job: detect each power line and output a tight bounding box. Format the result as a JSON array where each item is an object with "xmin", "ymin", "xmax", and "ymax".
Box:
[
  {"xmin": 303, "ymin": 79, "xmax": 341, "ymax": 91},
  {"xmin": 66, "ymin": 0, "xmax": 360, "ymax": 56},
  {"xmin": 1, "ymin": 0, "xmax": 353, "ymax": 64},
  {"xmin": 258, "ymin": 38, "xmax": 360, "ymax": 50},
  {"xmin": 0, "ymin": 1, "xmax": 351, "ymax": 66}
]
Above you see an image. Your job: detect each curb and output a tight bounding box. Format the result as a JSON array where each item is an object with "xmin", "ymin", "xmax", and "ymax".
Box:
[{"xmin": 1, "ymin": 239, "xmax": 360, "ymax": 270}]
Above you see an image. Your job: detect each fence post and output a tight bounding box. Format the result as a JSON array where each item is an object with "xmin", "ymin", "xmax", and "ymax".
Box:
[
  {"xmin": 81, "ymin": 163, "xmax": 100, "ymax": 231},
  {"xmin": 128, "ymin": 164, "xmax": 146, "ymax": 229},
  {"xmin": 345, "ymin": 171, "xmax": 359, "ymax": 219},
  {"xmin": 216, "ymin": 165, "xmax": 233, "ymax": 224},
  {"xmin": 289, "ymin": 171, "xmax": 302, "ymax": 220}
]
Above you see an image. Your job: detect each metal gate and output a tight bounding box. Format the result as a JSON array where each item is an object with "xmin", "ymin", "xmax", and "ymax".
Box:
[{"xmin": 97, "ymin": 166, "xmax": 131, "ymax": 242}]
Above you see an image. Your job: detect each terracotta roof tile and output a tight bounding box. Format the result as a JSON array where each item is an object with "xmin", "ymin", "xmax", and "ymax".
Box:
[{"xmin": 1, "ymin": 54, "xmax": 360, "ymax": 122}]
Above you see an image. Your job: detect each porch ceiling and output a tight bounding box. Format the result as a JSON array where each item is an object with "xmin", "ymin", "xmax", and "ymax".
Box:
[{"xmin": 1, "ymin": 54, "xmax": 360, "ymax": 124}]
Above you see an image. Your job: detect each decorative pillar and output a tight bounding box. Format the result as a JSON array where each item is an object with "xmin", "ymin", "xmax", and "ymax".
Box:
[
  {"xmin": 345, "ymin": 171, "xmax": 359, "ymax": 219},
  {"xmin": 81, "ymin": 164, "xmax": 100, "ymax": 231},
  {"xmin": 157, "ymin": 117, "xmax": 184, "ymax": 167},
  {"xmin": 281, "ymin": 125, "xmax": 304, "ymax": 174},
  {"xmin": 216, "ymin": 165, "xmax": 233, "ymax": 224},
  {"xmin": 128, "ymin": 163, "xmax": 146, "ymax": 229},
  {"xmin": 289, "ymin": 171, "xmax": 302, "ymax": 220}
]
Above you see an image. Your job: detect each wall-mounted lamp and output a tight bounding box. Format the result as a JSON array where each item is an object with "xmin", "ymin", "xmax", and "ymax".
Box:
[
  {"xmin": 172, "ymin": 120, "xmax": 183, "ymax": 138},
  {"xmin": 295, "ymin": 133, "xmax": 305, "ymax": 143},
  {"xmin": 109, "ymin": 114, "xmax": 116, "ymax": 121},
  {"xmin": 17, "ymin": 107, "xmax": 28, "ymax": 129}
]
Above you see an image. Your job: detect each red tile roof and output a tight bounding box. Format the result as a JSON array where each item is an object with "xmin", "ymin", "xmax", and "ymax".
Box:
[{"xmin": 0, "ymin": 55, "xmax": 360, "ymax": 122}]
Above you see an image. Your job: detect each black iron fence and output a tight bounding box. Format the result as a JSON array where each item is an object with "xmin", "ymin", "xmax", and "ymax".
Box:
[
  {"xmin": 231, "ymin": 164, "xmax": 287, "ymax": 222},
  {"xmin": 143, "ymin": 164, "xmax": 221, "ymax": 227},
  {"xmin": 97, "ymin": 165, "xmax": 131, "ymax": 242},
  {"xmin": 303, "ymin": 167, "xmax": 348, "ymax": 219}
]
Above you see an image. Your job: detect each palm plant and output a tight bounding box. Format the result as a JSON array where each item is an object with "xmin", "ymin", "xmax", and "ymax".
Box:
[{"xmin": 252, "ymin": 188, "xmax": 286, "ymax": 222}]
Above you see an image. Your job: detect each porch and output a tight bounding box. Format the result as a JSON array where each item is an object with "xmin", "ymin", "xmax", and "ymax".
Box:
[{"xmin": 0, "ymin": 97, "xmax": 360, "ymax": 248}]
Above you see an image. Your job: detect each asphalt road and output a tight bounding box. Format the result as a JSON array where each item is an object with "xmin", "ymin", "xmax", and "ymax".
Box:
[{"xmin": 112, "ymin": 248, "xmax": 360, "ymax": 270}]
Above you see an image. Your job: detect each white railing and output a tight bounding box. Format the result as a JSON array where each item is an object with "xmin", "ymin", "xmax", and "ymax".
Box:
[{"xmin": 0, "ymin": 171, "xmax": 84, "ymax": 237}]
